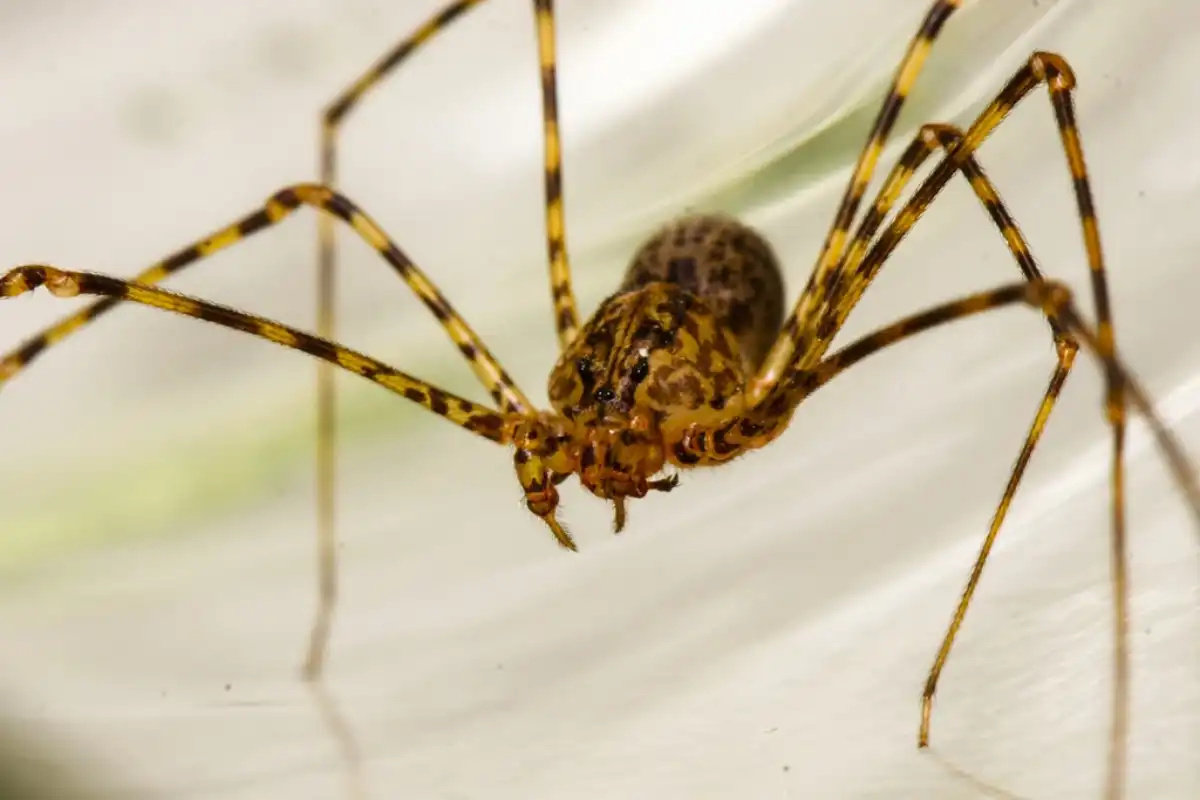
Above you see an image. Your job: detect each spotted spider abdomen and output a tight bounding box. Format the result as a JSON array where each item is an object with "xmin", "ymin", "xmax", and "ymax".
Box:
[
  {"xmin": 547, "ymin": 214, "xmax": 785, "ymax": 429},
  {"xmin": 620, "ymin": 214, "xmax": 785, "ymax": 371}
]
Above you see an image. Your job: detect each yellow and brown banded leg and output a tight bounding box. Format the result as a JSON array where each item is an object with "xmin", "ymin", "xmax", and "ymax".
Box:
[
  {"xmin": 0, "ymin": 183, "xmax": 531, "ymax": 414},
  {"xmin": 0, "ymin": 265, "xmax": 518, "ymax": 442},
  {"xmin": 835, "ymin": 124, "xmax": 1052, "ymax": 307},
  {"xmin": 736, "ymin": 116, "xmax": 1087, "ymax": 639},
  {"xmin": 752, "ymin": 0, "xmax": 965, "ymax": 394},
  {"xmin": 530, "ymin": 0, "xmax": 580, "ymax": 347},
  {"xmin": 821, "ymin": 54, "xmax": 1108, "ymax": 352},
  {"xmin": 818, "ymin": 128, "xmax": 1093, "ymax": 762},
  {"xmin": 797, "ymin": 279, "xmax": 1200, "ymax": 537},
  {"xmin": 317, "ymin": 0, "xmax": 577, "ymax": 351},
  {"xmin": 795, "ymin": 280, "xmax": 1192, "ymax": 497},
  {"xmin": 795, "ymin": 285, "xmax": 1199, "ymax": 800},
  {"xmin": 315, "ymin": 0, "xmax": 489, "ymax": 686},
  {"xmin": 790, "ymin": 52, "xmax": 1133, "ymax": 794},
  {"xmin": 0, "ymin": 182, "xmax": 532, "ymax": 697},
  {"xmin": 313, "ymin": 0, "xmax": 575, "ymax": 679},
  {"xmin": 0, "ymin": 262, "xmax": 588, "ymax": 549}
]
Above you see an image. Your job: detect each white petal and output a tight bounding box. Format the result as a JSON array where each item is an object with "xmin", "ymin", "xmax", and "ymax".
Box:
[{"xmin": 0, "ymin": 1, "xmax": 1197, "ymax": 798}]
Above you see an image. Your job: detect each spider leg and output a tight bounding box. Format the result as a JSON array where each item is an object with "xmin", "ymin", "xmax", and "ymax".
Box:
[
  {"xmin": 321, "ymin": 1, "xmax": 577, "ymax": 353},
  {"xmin": 801, "ymin": 126, "xmax": 1092, "ymax": 758},
  {"xmin": 800, "ymin": 287, "xmax": 1199, "ymax": 520},
  {"xmin": 794, "ymin": 278, "xmax": 1199, "ymax": 800},
  {"xmin": 728, "ymin": 121, "xmax": 1073, "ymax": 449},
  {"xmin": 0, "ymin": 184, "xmax": 530, "ymax": 413},
  {"xmin": 811, "ymin": 56, "xmax": 1103, "ymax": 358},
  {"xmin": 0, "ymin": 182, "xmax": 532, "ymax": 690},
  {"xmin": 0, "ymin": 265, "xmax": 517, "ymax": 443},
  {"xmin": 817, "ymin": 122, "xmax": 1085, "ymax": 751},
  {"xmin": 796, "ymin": 281, "xmax": 1186, "ymax": 488},
  {"xmin": 734, "ymin": 47, "xmax": 1186, "ymax": 795},
  {"xmin": 753, "ymin": 0, "xmax": 965, "ymax": 392},
  {"xmin": 315, "ymin": 0, "xmax": 487, "ymax": 710},
  {"xmin": 780, "ymin": 53, "xmax": 1137, "ymax": 795},
  {"xmin": 841, "ymin": 124, "xmax": 1051, "ymax": 304},
  {"xmin": 314, "ymin": 0, "xmax": 574, "ymax": 687},
  {"xmin": 531, "ymin": 0, "xmax": 579, "ymax": 347}
]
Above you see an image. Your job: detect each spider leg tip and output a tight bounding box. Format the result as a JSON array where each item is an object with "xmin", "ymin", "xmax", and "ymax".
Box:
[
  {"xmin": 546, "ymin": 516, "xmax": 577, "ymax": 551},
  {"xmin": 0, "ymin": 269, "xmax": 31, "ymax": 298},
  {"xmin": 612, "ymin": 497, "xmax": 627, "ymax": 534}
]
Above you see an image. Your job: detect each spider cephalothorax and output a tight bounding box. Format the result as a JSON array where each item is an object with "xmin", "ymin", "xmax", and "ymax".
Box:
[{"xmin": 515, "ymin": 214, "xmax": 785, "ymax": 543}]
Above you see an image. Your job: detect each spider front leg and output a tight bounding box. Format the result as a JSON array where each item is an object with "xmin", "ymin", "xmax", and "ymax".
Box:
[
  {"xmin": 0, "ymin": 263, "xmax": 602, "ymax": 562},
  {"xmin": 0, "ymin": 182, "xmax": 531, "ymax": 692},
  {"xmin": 0, "ymin": 266, "xmax": 518, "ymax": 440},
  {"xmin": 0, "ymin": 184, "xmax": 531, "ymax": 414}
]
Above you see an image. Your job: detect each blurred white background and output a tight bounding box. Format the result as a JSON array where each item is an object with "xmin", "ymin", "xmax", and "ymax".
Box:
[{"xmin": 0, "ymin": 0, "xmax": 1198, "ymax": 797}]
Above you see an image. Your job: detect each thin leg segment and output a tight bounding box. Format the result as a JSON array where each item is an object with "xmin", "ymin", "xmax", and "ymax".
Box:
[
  {"xmin": 917, "ymin": 348, "xmax": 1076, "ymax": 741},
  {"xmin": 0, "ymin": 265, "xmax": 515, "ymax": 443},
  {"xmin": 317, "ymin": 1, "xmax": 489, "ymax": 687},
  {"xmin": 319, "ymin": 0, "xmax": 577, "ymax": 349},
  {"xmin": 800, "ymin": 292, "xmax": 1200, "ymax": 797},
  {"xmin": 754, "ymin": 0, "xmax": 964, "ymax": 391},
  {"xmin": 531, "ymin": 0, "xmax": 580, "ymax": 346},
  {"xmin": 722, "ymin": 122, "xmax": 1068, "ymax": 459},
  {"xmin": 836, "ymin": 123, "xmax": 1062, "ymax": 334},
  {"xmin": 810, "ymin": 124, "xmax": 1088, "ymax": 754},
  {"xmin": 0, "ymin": 183, "xmax": 533, "ymax": 413},
  {"xmin": 794, "ymin": 281, "xmax": 1199, "ymax": 532},
  {"xmin": 786, "ymin": 55, "xmax": 1132, "ymax": 794},
  {"xmin": 814, "ymin": 54, "xmax": 1106, "ymax": 361},
  {"xmin": 314, "ymin": 0, "xmax": 574, "ymax": 683},
  {"xmin": 0, "ymin": 180, "xmax": 534, "ymax": 688},
  {"xmin": 738, "ymin": 47, "xmax": 1181, "ymax": 797}
]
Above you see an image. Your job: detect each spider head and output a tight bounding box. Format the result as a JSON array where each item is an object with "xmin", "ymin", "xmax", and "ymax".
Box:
[
  {"xmin": 546, "ymin": 282, "xmax": 749, "ymax": 428},
  {"xmin": 509, "ymin": 410, "xmax": 677, "ymax": 541},
  {"xmin": 531, "ymin": 281, "xmax": 749, "ymax": 535},
  {"xmin": 571, "ymin": 418, "xmax": 677, "ymax": 532}
]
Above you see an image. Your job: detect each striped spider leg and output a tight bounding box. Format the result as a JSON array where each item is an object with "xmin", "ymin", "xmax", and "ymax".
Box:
[
  {"xmin": 708, "ymin": 2, "xmax": 1199, "ymax": 796},
  {"xmin": 312, "ymin": 0, "xmax": 578, "ymax": 682},
  {"xmin": 0, "ymin": 0, "xmax": 574, "ymax": 688}
]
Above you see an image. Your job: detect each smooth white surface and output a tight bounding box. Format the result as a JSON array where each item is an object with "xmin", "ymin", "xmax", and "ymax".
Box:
[{"xmin": 0, "ymin": 1, "xmax": 1198, "ymax": 798}]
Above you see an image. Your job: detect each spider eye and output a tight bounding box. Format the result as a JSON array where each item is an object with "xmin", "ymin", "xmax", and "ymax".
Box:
[
  {"xmin": 631, "ymin": 357, "xmax": 649, "ymax": 382},
  {"xmin": 576, "ymin": 358, "xmax": 592, "ymax": 378}
]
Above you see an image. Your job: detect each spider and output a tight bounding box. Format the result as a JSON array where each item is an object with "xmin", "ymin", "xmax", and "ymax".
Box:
[{"xmin": 3, "ymin": 0, "xmax": 1198, "ymax": 796}]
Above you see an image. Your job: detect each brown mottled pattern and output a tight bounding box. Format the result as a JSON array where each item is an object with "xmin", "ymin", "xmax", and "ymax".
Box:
[
  {"xmin": 547, "ymin": 280, "xmax": 747, "ymax": 425},
  {"xmin": 620, "ymin": 214, "xmax": 784, "ymax": 371}
]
